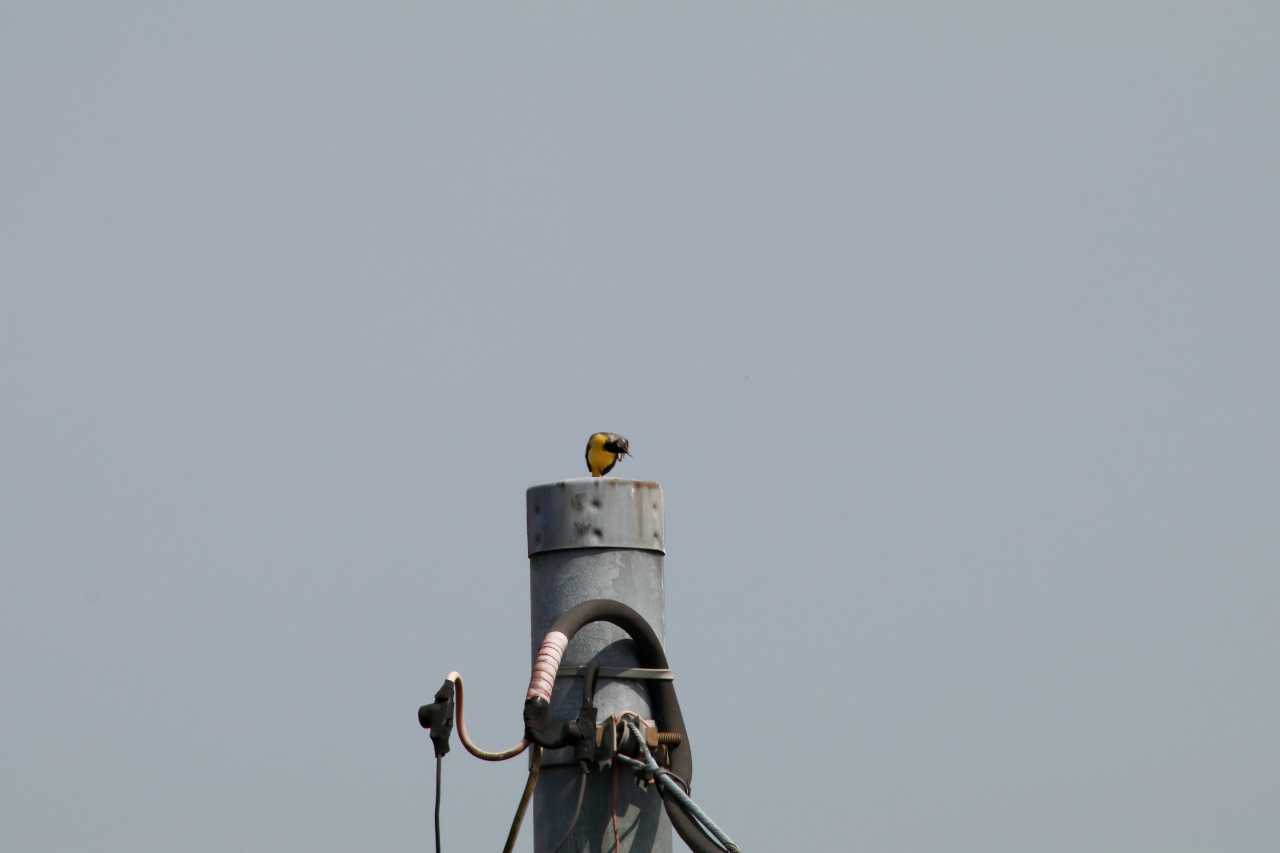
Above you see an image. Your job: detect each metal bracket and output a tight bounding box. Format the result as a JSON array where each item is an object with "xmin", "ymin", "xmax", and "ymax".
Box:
[
  {"xmin": 597, "ymin": 719, "xmax": 679, "ymax": 763},
  {"xmin": 556, "ymin": 665, "xmax": 674, "ymax": 682}
]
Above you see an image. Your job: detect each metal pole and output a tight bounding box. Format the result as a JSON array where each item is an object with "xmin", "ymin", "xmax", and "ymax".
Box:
[{"xmin": 526, "ymin": 478, "xmax": 672, "ymax": 853}]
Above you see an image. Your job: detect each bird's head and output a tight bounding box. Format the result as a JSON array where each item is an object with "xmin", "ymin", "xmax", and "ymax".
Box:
[{"xmin": 605, "ymin": 434, "xmax": 631, "ymax": 456}]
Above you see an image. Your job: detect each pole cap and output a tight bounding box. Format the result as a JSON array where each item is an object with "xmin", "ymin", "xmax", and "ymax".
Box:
[{"xmin": 526, "ymin": 478, "xmax": 665, "ymax": 556}]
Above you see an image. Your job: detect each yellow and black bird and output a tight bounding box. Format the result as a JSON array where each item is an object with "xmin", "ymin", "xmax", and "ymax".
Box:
[{"xmin": 585, "ymin": 432, "xmax": 631, "ymax": 477}]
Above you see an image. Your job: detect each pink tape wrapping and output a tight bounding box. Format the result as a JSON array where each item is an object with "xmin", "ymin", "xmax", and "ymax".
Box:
[{"xmin": 526, "ymin": 630, "xmax": 569, "ymax": 702}]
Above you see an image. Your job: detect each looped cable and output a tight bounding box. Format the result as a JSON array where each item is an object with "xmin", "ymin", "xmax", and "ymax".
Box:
[
  {"xmin": 615, "ymin": 753, "xmax": 691, "ymax": 796},
  {"xmin": 446, "ymin": 672, "xmax": 529, "ymax": 761}
]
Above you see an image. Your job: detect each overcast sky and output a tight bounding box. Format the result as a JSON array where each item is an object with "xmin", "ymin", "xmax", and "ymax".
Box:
[{"xmin": 3, "ymin": 3, "xmax": 1278, "ymax": 851}]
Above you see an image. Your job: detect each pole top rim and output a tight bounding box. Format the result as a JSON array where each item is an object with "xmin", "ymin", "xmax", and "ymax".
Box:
[{"xmin": 526, "ymin": 478, "xmax": 665, "ymax": 556}]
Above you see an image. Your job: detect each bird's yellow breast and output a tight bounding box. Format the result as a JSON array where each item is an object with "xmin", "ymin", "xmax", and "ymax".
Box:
[{"xmin": 587, "ymin": 441, "xmax": 618, "ymax": 477}]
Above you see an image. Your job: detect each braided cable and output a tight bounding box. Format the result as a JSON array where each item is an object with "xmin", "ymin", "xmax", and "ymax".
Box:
[{"xmin": 622, "ymin": 718, "xmax": 740, "ymax": 853}]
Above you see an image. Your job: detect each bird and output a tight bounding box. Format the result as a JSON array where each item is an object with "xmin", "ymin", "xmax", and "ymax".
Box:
[{"xmin": 585, "ymin": 432, "xmax": 631, "ymax": 477}]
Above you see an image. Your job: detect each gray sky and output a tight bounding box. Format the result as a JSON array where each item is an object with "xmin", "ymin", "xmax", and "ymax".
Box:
[{"xmin": 3, "ymin": 3, "xmax": 1278, "ymax": 851}]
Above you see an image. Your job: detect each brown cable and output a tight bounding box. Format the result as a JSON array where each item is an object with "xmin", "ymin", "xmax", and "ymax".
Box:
[
  {"xmin": 446, "ymin": 672, "xmax": 529, "ymax": 762},
  {"xmin": 501, "ymin": 745, "xmax": 542, "ymax": 853},
  {"xmin": 611, "ymin": 757, "xmax": 621, "ymax": 853}
]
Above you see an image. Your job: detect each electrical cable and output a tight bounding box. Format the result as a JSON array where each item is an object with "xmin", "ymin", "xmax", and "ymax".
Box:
[
  {"xmin": 431, "ymin": 600, "xmax": 732, "ymax": 852},
  {"xmin": 501, "ymin": 745, "xmax": 542, "ymax": 853},
  {"xmin": 433, "ymin": 754, "xmax": 442, "ymax": 853},
  {"xmin": 660, "ymin": 768, "xmax": 691, "ymax": 796},
  {"xmin": 611, "ymin": 757, "xmax": 621, "ymax": 853},
  {"xmin": 528, "ymin": 599, "xmax": 729, "ymax": 853},
  {"xmin": 613, "ymin": 753, "xmax": 690, "ymax": 797},
  {"xmin": 552, "ymin": 772, "xmax": 588, "ymax": 853},
  {"xmin": 622, "ymin": 717, "xmax": 740, "ymax": 853},
  {"xmin": 446, "ymin": 672, "xmax": 529, "ymax": 761}
]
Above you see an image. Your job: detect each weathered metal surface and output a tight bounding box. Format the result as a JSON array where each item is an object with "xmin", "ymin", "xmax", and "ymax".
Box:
[
  {"xmin": 528, "ymin": 479, "xmax": 671, "ymax": 853},
  {"xmin": 526, "ymin": 478, "xmax": 665, "ymax": 556}
]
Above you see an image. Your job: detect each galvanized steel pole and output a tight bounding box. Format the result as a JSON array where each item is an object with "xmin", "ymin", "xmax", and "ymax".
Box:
[{"xmin": 526, "ymin": 478, "xmax": 672, "ymax": 853}]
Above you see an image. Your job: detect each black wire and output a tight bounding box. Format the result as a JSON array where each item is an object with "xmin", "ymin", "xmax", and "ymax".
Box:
[
  {"xmin": 434, "ymin": 754, "xmax": 442, "ymax": 853},
  {"xmin": 553, "ymin": 771, "xmax": 589, "ymax": 853}
]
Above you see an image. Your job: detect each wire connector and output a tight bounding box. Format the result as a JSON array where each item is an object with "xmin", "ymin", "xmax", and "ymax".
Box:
[{"xmin": 418, "ymin": 679, "xmax": 456, "ymax": 758}]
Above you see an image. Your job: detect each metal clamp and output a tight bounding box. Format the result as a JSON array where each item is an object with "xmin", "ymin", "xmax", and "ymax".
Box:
[{"xmin": 555, "ymin": 665, "xmax": 675, "ymax": 682}]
